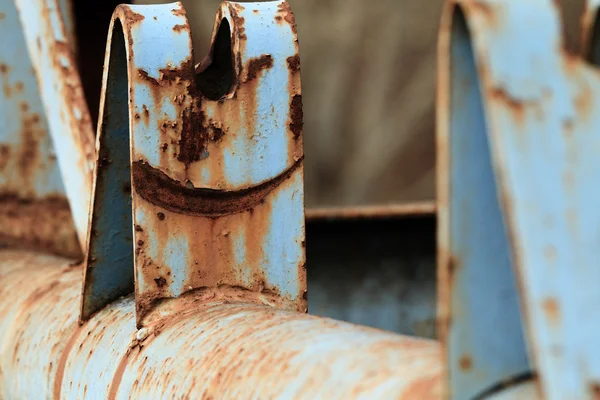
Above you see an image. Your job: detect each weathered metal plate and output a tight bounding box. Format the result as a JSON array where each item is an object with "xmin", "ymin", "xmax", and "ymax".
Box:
[
  {"xmin": 0, "ymin": 0, "xmax": 80, "ymax": 258},
  {"xmin": 15, "ymin": 0, "xmax": 96, "ymax": 247},
  {"xmin": 82, "ymin": 1, "xmax": 306, "ymax": 326},
  {"xmin": 439, "ymin": 0, "xmax": 600, "ymax": 398}
]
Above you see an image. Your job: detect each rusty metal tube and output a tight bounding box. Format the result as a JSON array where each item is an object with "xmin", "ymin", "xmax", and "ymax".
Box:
[{"xmin": 0, "ymin": 249, "xmax": 442, "ymax": 399}]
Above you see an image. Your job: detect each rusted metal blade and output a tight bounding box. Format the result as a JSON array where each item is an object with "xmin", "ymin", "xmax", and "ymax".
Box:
[
  {"xmin": 0, "ymin": 0, "xmax": 80, "ymax": 258},
  {"xmin": 14, "ymin": 0, "xmax": 96, "ymax": 248},
  {"xmin": 439, "ymin": 0, "xmax": 600, "ymax": 398},
  {"xmin": 81, "ymin": 1, "xmax": 306, "ymax": 327}
]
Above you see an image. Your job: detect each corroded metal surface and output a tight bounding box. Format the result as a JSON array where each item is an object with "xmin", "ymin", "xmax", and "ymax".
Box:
[
  {"xmin": 82, "ymin": 1, "xmax": 306, "ymax": 326},
  {"xmin": 0, "ymin": 249, "xmax": 442, "ymax": 399},
  {"xmin": 15, "ymin": 0, "xmax": 96, "ymax": 247},
  {"xmin": 438, "ymin": 0, "xmax": 600, "ymax": 398},
  {"xmin": 0, "ymin": 0, "xmax": 79, "ymax": 257}
]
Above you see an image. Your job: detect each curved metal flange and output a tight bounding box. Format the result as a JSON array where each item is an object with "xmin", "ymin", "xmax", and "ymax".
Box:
[
  {"xmin": 0, "ymin": 0, "xmax": 80, "ymax": 257},
  {"xmin": 438, "ymin": 0, "xmax": 600, "ymax": 398},
  {"xmin": 14, "ymin": 0, "xmax": 96, "ymax": 248},
  {"xmin": 81, "ymin": 1, "xmax": 306, "ymax": 328}
]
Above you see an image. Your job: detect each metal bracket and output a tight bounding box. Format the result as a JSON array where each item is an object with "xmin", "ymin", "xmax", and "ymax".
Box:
[
  {"xmin": 80, "ymin": 1, "xmax": 306, "ymax": 327},
  {"xmin": 438, "ymin": 1, "xmax": 600, "ymax": 399}
]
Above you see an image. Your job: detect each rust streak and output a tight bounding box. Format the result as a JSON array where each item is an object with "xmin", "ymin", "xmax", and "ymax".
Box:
[
  {"xmin": 286, "ymin": 55, "xmax": 300, "ymax": 74},
  {"xmin": 542, "ymin": 297, "xmax": 560, "ymax": 325},
  {"xmin": 131, "ymin": 158, "xmax": 303, "ymax": 217},
  {"xmin": 171, "ymin": 7, "xmax": 186, "ymax": 17},
  {"xmin": 490, "ymin": 87, "xmax": 526, "ymax": 123},
  {"xmin": 245, "ymin": 55, "xmax": 274, "ymax": 82},
  {"xmin": 172, "ymin": 24, "xmax": 188, "ymax": 32},
  {"xmin": 289, "ymin": 94, "xmax": 303, "ymax": 138}
]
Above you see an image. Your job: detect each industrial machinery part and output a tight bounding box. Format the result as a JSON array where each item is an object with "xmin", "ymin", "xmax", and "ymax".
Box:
[{"xmin": 438, "ymin": 0, "xmax": 600, "ymax": 398}]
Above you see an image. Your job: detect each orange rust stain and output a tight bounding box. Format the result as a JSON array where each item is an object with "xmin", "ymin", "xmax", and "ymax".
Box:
[
  {"xmin": 575, "ymin": 84, "xmax": 593, "ymax": 118},
  {"xmin": 171, "ymin": 7, "xmax": 186, "ymax": 17},
  {"xmin": 231, "ymin": 3, "xmax": 246, "ymax": 12},
  {"xmin": 245, "ymin": 54, "xmax": 274, "ymax": 82},
  {"xmin": 459, "ymin": 354, "xmax": 473, "ymax": 371},
  {"xmin": 124, "ymin": 9, "xmax": 145, "ymax": 24},
  {"xmin": 0, "ymin": 63, "xmax": 8, "ymax": 74},
  {"xmin": 287, "ymin": 55, "xmax": 300, "ymax": 74},
  {"xmin": 276, "ymin": 2, "xmax": 297, "ymax": 34},
  {"xmin": 253, "ymin": 9, "xmax": 259, "ymax": 14},
  {"xmin": 20, "ymin": 102, "xmax": 29, "ymax": 112},
  {"xmin": 0, "ymin": 12, "xmax": 5, "ymax": 20},
  {"xmin": 490, "ymin": 87, "xmax": 526, "ymax": 124},
  {"xmin": 400, "ymin": 374, "xmax": 442, "ymax": 398},
  {"xmin": 0, "ymin": 145, "xmax": 9, "ymax": 170},
  {"xmin": 173, "ymin": 24, "xmax": 189, "ymax": 33},
  {"xmin": 14, "ymin": 81, "xmax": 24, "ymax": 93},
  {"xmin": 542, "ymin": 297, "xmax": 560, "ymax": 325}
]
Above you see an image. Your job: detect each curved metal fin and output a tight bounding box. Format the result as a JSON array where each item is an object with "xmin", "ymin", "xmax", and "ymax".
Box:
[
  {"xmin": 441, "ymin": 0, "xmax": 600, "ymax": 398},
  {"xmin": 81, "ymin": 1, "xmax": 306, "ymax": 328},
  {"xmin": 437, "ymin": 4, "xmax": 529, "ymax": 399},
  {"xmin": 0, "ymin": 0, "xmax": 80, "ymax": 258}
]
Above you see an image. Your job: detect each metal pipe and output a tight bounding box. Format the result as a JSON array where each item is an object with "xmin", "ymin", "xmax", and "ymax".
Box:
[{"xmin": 0, "ymin": 249, "xmax": 442, "ymax": 399}]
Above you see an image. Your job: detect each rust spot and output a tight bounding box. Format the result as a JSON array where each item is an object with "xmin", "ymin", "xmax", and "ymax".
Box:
[
  {"xmin": 459, "ymin": 354, "xmax": 473, "ymax": 371},
  {"xmin": 161, "ymin": 143, "xmax": 168, "ymax": 152},
  {"xmin": 0, "ymin": 12, "xmax": 5, "ymax": 20},
  {"xmin": 173, "ymin": 24, "xmax": 188, "ymax": 32},
  {"xmin": 253, "ymin": 9, "xmax": 259, "ymax": 14},
  {"xmin": 125, "ymin": 9, "xmax": 145, "ymax": 23},
  {"xmin": 157, "ymin": 212, "xmax": 165, "ymax": 221},
  {"xmin": 575, "ymin": 84, "xmax": 592, "ymax": 117},
  {"xmin": 274, "ymin": 15, "xmax": 283, "ymax": 23},
  {"xmin": 137, "ymin": 68, "xmax": 160, "ymax": 86},
  {"xmin": 289, "ymin": 94, "xmax": 303, "ymax": 138},
  {"xmin": 245, "ymin": 55, "xmax": 274, "ymax": 82},
  {"xmin": 542, "ymin": 297, "xmax": 560, "ymax": 325},
  {"xmin": 135, "ymin": 225, "xmax": 143, "ymax": 232},
  {"xmin": 490, "ymin": 87, "xmax": 525, "ymax": 124},
  {"xmin": 287, "ymin": 55, "xmax": 300, "ymax": 74},
  {"xmin": 131, "ymin": 158, "xmax": 303, "ymax": 217},
  {"xmin": 154, "ymin": 277, "xmax": 167, "ymax": 287},
  {"xmin": 277, "ymin": 2, "xmax": 297, "ymax": 33},
  {"xmin": 15, "ymin": 81, "xmax": 24, "ymax": 92},
  {"xmin": 171, "ymin": 7, "xmax": 186, "ymax": 17},
  {"xmin": 0, "ymin": 64, "xmax": 8, "ymax": 74},
  {"xmin": 20, "ymin": 102, "xmax": 29, "ymax": 112}
]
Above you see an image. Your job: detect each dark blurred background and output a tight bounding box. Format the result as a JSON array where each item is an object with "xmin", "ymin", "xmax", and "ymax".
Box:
[{"xmin": 73, "ymin": 0, "xmax": 587, "ymax": 209}]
